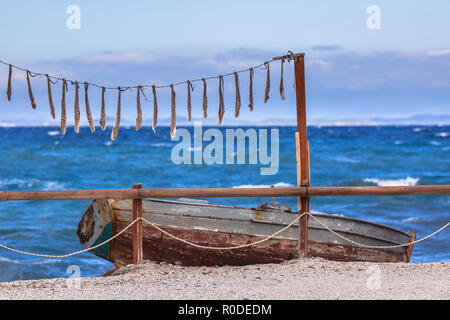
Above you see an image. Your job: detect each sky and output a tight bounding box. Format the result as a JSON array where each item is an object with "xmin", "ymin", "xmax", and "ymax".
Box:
[{"xmin": 0, "ymin": 0, "xmax": 449, "ymax": 124}]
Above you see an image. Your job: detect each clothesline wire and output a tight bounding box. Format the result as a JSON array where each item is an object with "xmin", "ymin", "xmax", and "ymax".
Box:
[{"xmin": 0, "ymin": 58, "xmax": 280, "ymax": 92}]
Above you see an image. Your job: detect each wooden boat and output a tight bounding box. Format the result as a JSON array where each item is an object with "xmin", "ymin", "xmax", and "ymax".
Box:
[{"xmin": 77, "ymin": 198, "xmax": 416, "ymax": 267}]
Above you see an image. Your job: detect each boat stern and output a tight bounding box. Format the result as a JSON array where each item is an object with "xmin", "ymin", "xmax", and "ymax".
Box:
[{"xmin": 76, "ymin": 199, "xmax": 114, "ymax": 260}]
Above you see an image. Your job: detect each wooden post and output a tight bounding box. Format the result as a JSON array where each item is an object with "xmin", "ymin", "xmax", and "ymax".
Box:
[
  {"xmin": 132, "ymin": 183, "xmax": 143, "ymax": 264},
  {"xmin": 294, "ymin": 54, "xmax": 311, "ymax": 258}
]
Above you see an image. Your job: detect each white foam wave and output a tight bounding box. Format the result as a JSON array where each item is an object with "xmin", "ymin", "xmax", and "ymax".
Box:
[
  {"xmin": 0, "ymin": 179, "xmax": 65, "ymax": 190},
  {"xmin": 436, "ymin": 132, "xmax": 449, "ymax": 138},
  {"xmin": 150, "ymin": 142, "xmax": 173, "ymax": 147},
  {"xmin": 233, "ymin": 182, "xmax": 294, "ymax": 188},
  {"xmin": 0, "ymin": 255, "xmax": 61, "ymax": 265},
  {"xmin": 402, "ymin": 217, "xmax": 420, "ymax": 222},
  {"xmin": 27, "ymin": 258, "xmax": 63, "ymax": 265},
  {"xmin": 0, "ymin": 255, "xmax": 18, "ymax": 263},
  {"xmin": 104, "ymin": 141, "xmax": 113, "ymax": 146},
  {"xmin": 311, "ymin": 210, "xmax": 344, "ymax": 217},
  {"xmin": 334, "ymin": 156, "xmax": 360, "ymax": 163},
  {"xmin": 413, "ymin": 128, "xmax": 423, "ymax": 132},
  {"xmin": 431, "ymin": 141, "xmax": 441, "ymax": 146},
  {"xmin": 363, "ymin": 176, "xmax": 420, "ymax": 187},
  {"xmin": 42, "ymin": 181, "xmax": 65, "ymax": 190},
  {"xmin": 0, "ymin": 123, "xmax": 16, "ymax": 128},
  {"xmin": 47, "ymin": 130, "xmax": 60, "ymax": 136}
]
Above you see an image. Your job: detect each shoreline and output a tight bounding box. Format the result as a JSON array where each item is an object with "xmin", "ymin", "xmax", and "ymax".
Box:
[{"xmin": 0, "ymin": 258, "xmax": 448, "ymax": 300}]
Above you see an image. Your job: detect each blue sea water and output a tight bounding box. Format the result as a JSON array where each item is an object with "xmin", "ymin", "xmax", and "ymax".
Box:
[{"xmin": 0, "ymin": 125, "xmax": 448, "ymax": 282}]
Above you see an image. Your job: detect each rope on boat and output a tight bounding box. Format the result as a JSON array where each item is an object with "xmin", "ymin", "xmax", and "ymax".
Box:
[
  {"xmin": 0, "ymin": 212, "xmax": 448, "ymax": 258},
  {"xmin": 139, "ymin": 213, "xmax": 306, "ymax": 250},
  {"xmin": 139, "ymin": 213, "xmax": 449, "ymax": 250},
  {"xmin": 306, "ymin": 213, "xmax": 450, "ymax": 249},
  {"xmin": 0, "ymin": 214, "xmax": 304, "ymax": 258},
  {"xmin": 0, "ymin": 218, "xmax": 141, "ymax": 258}
]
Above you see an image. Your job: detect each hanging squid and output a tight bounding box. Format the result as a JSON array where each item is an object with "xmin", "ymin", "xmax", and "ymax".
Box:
[
  {"xmin": 170, "ymin": 84, "xmax": 176, "ymax": 139},
  {"xmin": 217, "ymin": 76, "xmax": 225, "ymax": 125},
  {"xmin": 279, "ymin": 58, "xmax": 285, "ymax": 100},
  {"xmin": 99, "ymin": 87, "xmax": 106, "ymax": 131},
  {"xmin": 84, "ymin": 82, "xmax": 95, "ymax": 133},
  {"xmin": 152, "ymin": 85, "xmax": 158, "ymax": 133},
  {"xmin": 264, "ymin": 62, "xmax": 270, "ymax": 103},
  {"xmin": 26, "ymin": 71, "xmax": 37, "ymax": 109},
  {"xmin": 46, "ymin": 75, "xmax": 56, "ymax": 119},
  {"xmin": 111, "ymin": 87, "xmax": 121, "ymax": 141},
  {"xmin": 136, "ymin": 86, "xmax": 144, "ymax": 131},
  {"xmin": 60, "ymin": 80, "xmax": 67, "ymax": 135},
  {"xmin": 187, "ymin": 80, "xmax": 194, "ymax": 122},
  {"xmin": 248, "ymin": 68, "xmax": 254, "ymax": 111},
  {"xmin": 7, "ymin": 64, "xmax": 12, "ymax": 101},
  {"xmin": 74, "ymin": 81, "xmax": 80, "ymax": 133},
  {"xmin": 202, "ymin": 78, "xmax": 208, "ymax": 118},
  {"xmin": 234, "ymin": 72, "xmax": 241, "ymax": 118}
]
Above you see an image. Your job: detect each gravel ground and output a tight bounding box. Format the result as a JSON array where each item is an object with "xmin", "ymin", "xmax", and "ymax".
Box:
[{"xmin": 0, "ymin": 258, "xmax": 448, "ymax": 300}]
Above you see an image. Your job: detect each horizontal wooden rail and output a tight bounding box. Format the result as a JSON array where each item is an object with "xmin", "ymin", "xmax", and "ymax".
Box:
[
  {"xmin": 309, "ymin": 185, "xmax": 450, "ymax": 196},
  {"xmin": 0, "ymin": 185, "xmax": 449, "ymax": 201}
]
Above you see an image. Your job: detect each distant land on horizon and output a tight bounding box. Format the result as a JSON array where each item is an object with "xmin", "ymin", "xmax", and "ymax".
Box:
[{"xmin": 1, "ymin": 114, "xmax": 449, "ymax": 127}]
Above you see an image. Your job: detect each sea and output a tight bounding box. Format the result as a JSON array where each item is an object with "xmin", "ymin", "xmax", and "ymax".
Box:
[{"xmin": 0, "ymin": 125, "xmax": 448, "ymax": 282}]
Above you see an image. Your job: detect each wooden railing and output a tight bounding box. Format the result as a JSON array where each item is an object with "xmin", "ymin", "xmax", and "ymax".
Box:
[
  {"xmin": 0, "ymin": 185, "xmax": 449, "ymax": 201},
  {"xmin": 0, "ymin": 184, "xmax": 449, "ymax": 264}
]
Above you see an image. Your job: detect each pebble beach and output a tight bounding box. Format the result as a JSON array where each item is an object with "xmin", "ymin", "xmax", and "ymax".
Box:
[{"xmin": 0, "ymin": 258, "xmax": 448, "ymax": 300}]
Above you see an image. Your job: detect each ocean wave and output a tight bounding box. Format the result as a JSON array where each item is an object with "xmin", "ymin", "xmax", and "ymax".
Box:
[
  {"xmin": 436, "ymin": 132, "xmax": 449, "ymax": 138},
  {"xmin": 104, "ymin": 141, "xmax": 113, "ymax": 146},
  {"xmin": 47, "ymin": 130, "xmax": 60, "ymax": 136},
  {"xmin": 402, "ymin": 217, "xmax": 420, "ymax": 222},
  {"xmin": 0, "ymin": 123, "xmax": 16, "ymax": 128},
  {"xmin": 363, "ymin": 176, "xmax": 420, "ymax": 186},
  {"xmin": 0, "ymin": 255, "xmax": 61, "ymax": 265},
  {"xmin": 27, "ymin": 258, "xmax": 63, "ymax": 265},
  {"xmin": 42, "ymin": 181, "xmax": 65, "ymax": 190},
  {"xmin": 150, "ymin": 142, "xmax": 173, "ymax": 147},
  {"xmin": 413, "ymin": 128, "xmax": 423, "ymax": 132},
  {"xmin": 311, "ymin": 210, "xmax": 344, "ymax": 217},
  {"xmin": 334, "ymin": 156, "xmax": 360, "ymax": 163},
  {"xmin": 0, "ymin": 178, "xmax": 65, "ymax": 190},
  {"xmin": 431, "ymin": 141, "xmax": 441, "ymax": 146},
  {"xmin": 0, "ymin": 255, "xmax": 18, "ymax": 263},
  {"xmin": 233, "ymin": 182, "xmax": 294, "ymax": 188}
]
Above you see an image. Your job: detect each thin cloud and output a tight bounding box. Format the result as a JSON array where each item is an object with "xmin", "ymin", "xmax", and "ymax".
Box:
[{"xmin": 427, "ymin": 49, "xmax": 450, "ymax": 56}]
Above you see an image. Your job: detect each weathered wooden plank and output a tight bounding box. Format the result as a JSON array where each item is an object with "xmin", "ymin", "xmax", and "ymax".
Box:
[
  {"xmin": 294, "ymin": 54, "xmax": 311, "ymax": 258},
  {"xmin": 132, "ymin": 184, "xmax": 143, "ymax": 264},
  {"xmin": 404, "ymin": 232, "xmax": 416, "ymax": 262},
  {"xmin": 0, "ymin": 185, "xmax": 449, "ymax": 201}
]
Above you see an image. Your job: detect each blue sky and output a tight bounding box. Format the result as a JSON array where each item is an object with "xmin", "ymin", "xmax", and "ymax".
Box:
[{"xmin": 0, "ymin": 1, "xmax": 449, "ymax": 124}]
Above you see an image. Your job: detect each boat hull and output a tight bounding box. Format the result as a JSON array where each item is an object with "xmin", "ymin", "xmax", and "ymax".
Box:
[{"xmin": 77, "ymin": 198, "xmax": 415, "ymax": 267}]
